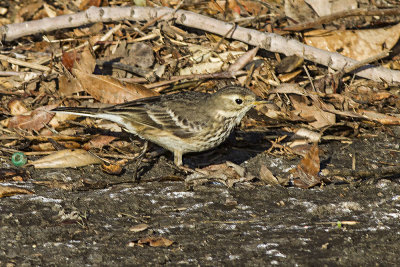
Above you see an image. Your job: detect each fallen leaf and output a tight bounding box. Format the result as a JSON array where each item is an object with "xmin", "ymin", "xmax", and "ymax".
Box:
[
  {"xmin": 31, "ymin": 141, "xmax": 81, "ymax": 151},
  {"xmin": 259, "ymin": 165, "xmax": 279, "ymax": 185},
  {"xmin": 305, "ymin": 0, "xmax": 357, "ymax": 17},
  {"xmin": 73, "ymin": 70, "xmax": 159, "ymax": 103},
  {"xmin": 275, "ymin": 55, "xmax": 304, "ymax": 74},
  {"xmin": 83, "ymin": 135, "xmax": 116, "ymax": 150},
  {"xmin": 8, "ymin": 104, "xmax": 57, "ymax": 131},
  {"xmin": 101, "ymin": 160, "xmax": 127, "ymax": 175},
  {"xmin": 292, "ymin": 144, "xmax": 321, "ymax": 188},
  {"xmin": 304, "ymin": 23, "xmax": 400, "ymax": 61},
  {"xmin": 8, "ymin": 99, "xmax": 29, "ymax": 115},
  {"xmin": 0, "ymin": 185, "xmax": 33, "ymax": 198},
  {"xmin": 58, "ymin": 75, "xmax": 83, "ymax": 96},
  {"xmin": 30, "ymin": 149, "xmax": 103, "ymax": 168},
  {"xmin": 292, "ymin": 128, "xmax": 322, "ymax": 143},
  {"xmin": 290, "ymin": 95, "xmax": 336, "ymax": 129},
  {"xmin": 358, "ymin": 110, "xmax": 400, "ymax": 125},
  {"xmin": 61, "ymin": 51, "xmax": 80, "ymax": 72},
  {"xmin": 129, "ymin": 223, "xmax": 149, "ymax": 233},
  {"xmin": 137, "ymin": 236, "xmax": 174, "ymax": 247}
]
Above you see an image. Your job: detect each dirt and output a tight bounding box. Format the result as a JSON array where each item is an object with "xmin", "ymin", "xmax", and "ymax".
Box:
[{"xmin": 1, "ymin": 128, "xmax": 400, "ymax": 266}]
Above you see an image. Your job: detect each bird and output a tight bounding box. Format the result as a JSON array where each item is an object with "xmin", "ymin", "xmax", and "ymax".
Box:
[{"xmin": 52, "ymin": 86, "xmax": 263, "ymax": 166}]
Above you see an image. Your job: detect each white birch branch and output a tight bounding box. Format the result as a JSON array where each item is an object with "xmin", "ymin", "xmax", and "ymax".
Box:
[{"xmin": 1, "ymin": 6, "xmax": 399, "ymax": 84}]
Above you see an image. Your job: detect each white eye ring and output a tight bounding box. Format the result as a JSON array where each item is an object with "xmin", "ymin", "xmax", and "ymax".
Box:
[{"xmin": 235, "ymin": 98, "xmax": 243, "ymax": 105}]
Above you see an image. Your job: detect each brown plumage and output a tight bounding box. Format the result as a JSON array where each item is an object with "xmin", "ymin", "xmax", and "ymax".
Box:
[{"xmin": 53, "ymin": 86, "xmax": 260, "ymax": 166}]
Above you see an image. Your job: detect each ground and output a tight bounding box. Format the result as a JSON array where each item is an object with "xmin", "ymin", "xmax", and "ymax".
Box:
[{"xmin": 1, "ymin": 128, "xmax": 399, "ymax": 266}]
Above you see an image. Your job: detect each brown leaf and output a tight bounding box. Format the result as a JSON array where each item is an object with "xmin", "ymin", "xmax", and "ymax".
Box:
[
  {"xmin": 58, "ymin": 75, "xmax": 84, "ymax": 97},
  {"xmin": 137, "ymin": 236, "xmax": 174, "ymax": 247},
  {"xmin": 292, "ymin": 144, "xmax": 321, "ymax": 188},
  {"xmin": 73, "ymin": 70, "xmax": 159, "ymax": 103},
  {"xmin": 259, "ymin": 165, "xmax": 279, "ymax": 185},
  {"xmin": 61, "ymin": 51, "xmax": 80, "ymax": 72},
  {"xmin": 0, "ymin": 185, "xmax": 33, "ymax": 198},
  {"xmin": 30, "ymin": 149, "xmax": 103, "ymax": 168},
  {"xmin": 83, "ymin": 135, "xmax": 116, "ymax": 150},
  {"xmin": 8, "ymin": 105, "xmax": 57, "ymax": 131},
  {"xmin": 31, "ymin": 141, "xmax": 81, "ymax": 151},
  {"xmin": 100, "ymin": 160, "xmax": 126, "ymax": 175},
  {"xmin": 129, "ymin": 223, "xmax": 149, "ymax": 233},
  {"xmin": 238, "ymin": 0, "xmax": 269, "ymax": 16},
  {"xmin": 358, "ymin": 109, "xmax": 400, "ymax": 125},
  {"xmin": 73, "ymin": 48, "xmax": 96, "ymax": 74},
  {"xmin": 304, "ymin": 23, "xmax": 400, "ymax": 61},
  {"xmin": 8, "ymin": 99, "xmax": 29, "ymax": 115},
  {"xmin": 290, "ymin": 95, "xmax": 336, "ymax": 129}
]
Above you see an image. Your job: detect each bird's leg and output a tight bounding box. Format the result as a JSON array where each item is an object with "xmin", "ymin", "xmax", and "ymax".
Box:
[
  {"xmin": 133, "ymin": 140, "xmax": 148, "ymax": 181},
  {"xmin": 171, "ymin": 150, "xmax": 198, "ymax": 173},
  {"xmin": 173, "ymin": 150, "xmax": 183, "ymax": 167}
]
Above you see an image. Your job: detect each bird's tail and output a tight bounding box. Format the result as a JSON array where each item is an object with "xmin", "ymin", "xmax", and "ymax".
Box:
[
  {"xmin": 52, "ymin": 106, "xmax": 127, "ymax": 125},
  {"xmin": 52, "ymin": 106, "xmax": 101, "ymax": 118}
]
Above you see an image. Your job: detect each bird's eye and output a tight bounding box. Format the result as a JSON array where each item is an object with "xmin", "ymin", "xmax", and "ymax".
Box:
[{"xmin": 235, "ymin": 98, "xmax": 243, "ymax": 105}]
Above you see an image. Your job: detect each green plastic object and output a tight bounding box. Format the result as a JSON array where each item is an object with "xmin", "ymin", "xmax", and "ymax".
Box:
[{"xmin": 11, "ymin": 152, "xmax": 27, "ymax": 167}]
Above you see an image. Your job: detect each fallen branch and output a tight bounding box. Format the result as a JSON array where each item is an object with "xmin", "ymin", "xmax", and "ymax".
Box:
[
  {"xmin": 1, "ymin": 6, "xmax": 400, "ymax": 84},
  {"xmin": 284, "ymin": 8, "xmax": 400, "ymax": 31}
]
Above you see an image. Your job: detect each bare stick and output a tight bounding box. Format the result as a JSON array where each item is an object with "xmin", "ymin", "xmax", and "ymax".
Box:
[
  {"xmin": 0, "ymin": 54, "xmax": 51, "ymax": 72},
  {"xmin": 284, "ymin": 8, "xmax": 400, "ymax": 31}
]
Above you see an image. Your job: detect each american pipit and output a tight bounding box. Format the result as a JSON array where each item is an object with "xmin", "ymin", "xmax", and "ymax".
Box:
[{"xmin": 53, "ymin": 86, "xmax": 262, "ymax": 166}]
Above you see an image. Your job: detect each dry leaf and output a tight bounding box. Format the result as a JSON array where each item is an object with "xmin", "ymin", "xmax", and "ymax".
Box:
[
  {"xmin": 61, "ymin": 51, "xmax": 80, "ymax": 72},
  {"xmin": 276, "ymin": 55, "xmax": 304, "ymax": 74},
  {"xmin": 358, "ymin": 110, "xmax": 400, "ymax": 125},
  {"xmin": 292, "ymin": 128, "xmax": 322, "ymax": 143},
  {"xmin": 8, "ymin": 105, "xmax": 57, "ymax": 131},
  {"xmin": 31, "ymin": 149, "xmax": 103, "ymax": 168},
  {"xmin": 58, "ymin": 75, "xmax": 83, "ymax": 96},
  {"xmin": 101, "ymin": 160, "xmax": 127, "ymax": 175},
  {"xmin": 238, "ymin": 0, "xmax": 269, "ymax": 16},
  {"xmin": 285, "ymin": 0, "xmax": 318, "ymax": 24},
  {"xmin": 73, "ymin": 48, "xmax": 96, "ymax": 74},
  {"xmin": 129, "ymin": 224, "xmax": 149, "ymax": 233},
  {"xmin": 305, "ymin": 0, "xmax": 357, "ymax": 17},
  {"xmin": 259, "ymin": 165, "xmax": 279, "ymax": 185},
  {"xmin": 292, "ymin": 144, "xmax": 321, "ymax": 188},
  {"xmin": 304, "ymin": 23, "xmax": 400, "ymax": 61},
  {"xmin": 290, "ymin": 95, "xmax": 336, "ymax": 129},
  {"xmin": 0, "ymin": 185, "xmax": 33, "ymax": 198},
  {"xmin": 83, "ymin": 135, "xmax": 116, "ymax": 150},
  {"xmin": 31, "ymin": 141, "xmax": 81, "ymax": 151},
  {"xmin": 137, "ymin": 236, "xmax": 174, "ymax": 247},
  {"xmin": 8, "ymin": 99, "xmax": 29, "ymax": 115},
  {"xmin": 73, "ymin": 70, "xmax": 159, "ymax": 104}
]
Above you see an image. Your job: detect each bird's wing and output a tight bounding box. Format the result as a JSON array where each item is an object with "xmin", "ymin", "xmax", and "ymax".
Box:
[
  {"xmin": 146, "ymin": 106, "xmax": 206, "ymax": 138},
  {"xmin": 103, "ymin": 91, "xmax": 209, "ymax": 138}
]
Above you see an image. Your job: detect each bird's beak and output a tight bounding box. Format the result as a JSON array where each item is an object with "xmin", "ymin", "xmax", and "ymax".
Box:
[{"xmin": 252, "ymin": 100, "xmax": 273, "ymax": 105}]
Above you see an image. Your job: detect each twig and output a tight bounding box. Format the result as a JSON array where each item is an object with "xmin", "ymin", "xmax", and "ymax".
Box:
[
  {"xmin": 0, "ymin": 54, "xmax": 51, "ymax": 72},
  {"xmin": 146, "ymin": 70, "xmax": 247, "ymax": 91},
  {"xmin": 321, "ymin": 165, "xmax": 400, "ymax": 180},
  {"xmin": 284, "ymin": 8, "xmax": 400, "ymax": 31},
  {"xmin": 342, "ymin": 50, "xmax": 390, "ymax": 74}
]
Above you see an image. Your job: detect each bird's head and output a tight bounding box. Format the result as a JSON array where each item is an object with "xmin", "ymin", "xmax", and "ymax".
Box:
[{"xmin": 209, "ymin": 86, "xmax": 262, "ymax": 122}]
